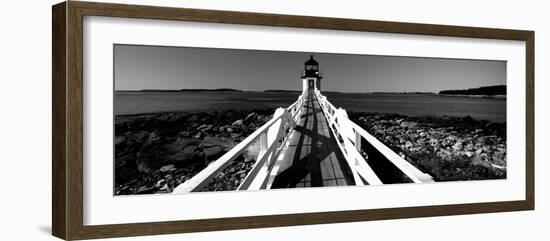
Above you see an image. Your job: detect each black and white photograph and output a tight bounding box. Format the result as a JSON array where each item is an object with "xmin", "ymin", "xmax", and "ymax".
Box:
[
  {"xmin": 114, "ymin": 45, "xmax": 507, "ymax": 195},
  {"xmin": 2, "ymin": 0, "xmax": 544, "ymax": 240}
]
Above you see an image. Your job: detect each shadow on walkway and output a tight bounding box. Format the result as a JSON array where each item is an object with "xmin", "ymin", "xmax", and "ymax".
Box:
[{"xmin": 272, "ymin": 91, "xmax": 355, "ymax": 188}]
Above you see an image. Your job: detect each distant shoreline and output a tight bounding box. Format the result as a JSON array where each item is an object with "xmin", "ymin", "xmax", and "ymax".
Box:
[{"xmin": 115, "ymin": 89, "xmax": 505, "ymax": 97}]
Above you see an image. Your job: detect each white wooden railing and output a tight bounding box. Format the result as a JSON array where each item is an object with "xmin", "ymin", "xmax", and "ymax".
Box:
[
  {"xmin": 172, "ymin": 94, "xmax": 304, "ymax": 194},
  {"xmin": 314, "ymin": 89, "xmax": 434, "ymax": 184},
  {"xmin": 172, "ymin": 89, "xmax": 432, "ymax": 194}
]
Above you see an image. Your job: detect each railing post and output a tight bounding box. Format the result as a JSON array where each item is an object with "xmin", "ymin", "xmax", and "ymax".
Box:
[
  {"xmin": 260, "ymin": 131, "xmax": 271, "ymax": 167},
  {"xmin": 355, "ymin": 131, "xmax": 362, "ymax": 151},
  {"xmin": 259, "ymin": 132, "xmax": 268, "ymax": 156}
]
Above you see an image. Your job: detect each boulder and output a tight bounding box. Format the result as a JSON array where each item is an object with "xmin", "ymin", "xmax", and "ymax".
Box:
[
  {"xmin": 159, "ymin": 164, "xmax": 175, "ymax": 172},
  {"xmin": 187, "ymin": 114, "xmax": 200, "ymax": 122},
  {"xmin": 244, "ymin": 112, "xmax": 256, "ymax": 123},
  {"xmin": 452, "ymin": 142, "xmax": 463, "ymax": 151},
  {"xmin": 197, "ymin": 124, "xmax": 208, "ymax": 131},
  {"xmin": 115, "ymin": 136, "xmax": 127, "ymax": 146},
  {"xmin": 141, "ymin": 131, "xmax": 163, "ymax": 150},
  {"xmin": 201, "ymin": 136, "xmax": 237, "ymax": 148},
  {"xmin": 136, "ymin": 186, "xmax": 156, "ymax": 194},
  {"xmin": 178, "ymin": 131, "xmax": 192, "ymax": 138},
  {"xmin": 475, "ymin": 148, "xmax": 484, "ymax": 155},
  {"xmin": 137, "ymin": 144, "xmax": 166, "ymax": 158},
  {"xmin": 232, "ymin": 119, "xmax": 244, "ymax": 126},
  {"xmin": 136, "ymin": 159, "xmax": 157, "ymax": 173},
  {"xmin": 167, "ymin": 145, "xmax": 203, "ymax": 163},
  {"xmin": 202, "ymin": 125, "xmax": 214, "ymax": 132},
  {"xmin": 115, "ymin": 153, "xmax": 135, "ymax": 168},
  {"xmin": 154, "ymin": 179, "xmax": 166, "ymax": 188},
  {"xmin": 204, "ymin": 146, "xmax": 224, "ymax": 159},
  {"xmin": 128, "ymin": 131, "xmax": 149, "ymax": 143},
  {"xmin": 164, "ymin": 138, "xmax": 196, "ymax": 154}
]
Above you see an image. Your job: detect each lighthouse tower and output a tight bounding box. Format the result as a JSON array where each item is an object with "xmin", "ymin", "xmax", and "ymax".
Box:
[{"xmin": 301, "ymin": 55, "xmax": 322, "ymax": 93}]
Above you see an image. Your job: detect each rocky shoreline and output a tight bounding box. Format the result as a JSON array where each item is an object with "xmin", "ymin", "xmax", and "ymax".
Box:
[
  {"xmin": 348, "ymin": 112, "xmax": 506, "ymax": 181},
  {"xmin": 115, "ymin": 108, "xmax": 507, "ymax": 195},
  {"xmin": 114, "ymin": 109, "xmax": 273, "ymax": 195}
]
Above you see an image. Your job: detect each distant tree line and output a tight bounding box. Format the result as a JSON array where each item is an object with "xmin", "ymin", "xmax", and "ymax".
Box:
[{"xmin": 439, "ymin": 85, "xmax": 506, "ymax": 96}]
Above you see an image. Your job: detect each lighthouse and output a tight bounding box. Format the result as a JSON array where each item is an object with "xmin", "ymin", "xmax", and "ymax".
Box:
[{"xmin": 301, "ymin": 55, "xmax": 322, "ymax": 93}]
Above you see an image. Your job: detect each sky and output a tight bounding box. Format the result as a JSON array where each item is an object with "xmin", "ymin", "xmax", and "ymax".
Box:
[{"xmin": 114, "ymin": 44, "xmax": 506, "ymax": 93}]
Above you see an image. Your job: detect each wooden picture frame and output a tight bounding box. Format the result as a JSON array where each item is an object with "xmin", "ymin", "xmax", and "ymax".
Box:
[{"xmin": 52, "ymin": 1, "xmax": 534, "ymax": 240}]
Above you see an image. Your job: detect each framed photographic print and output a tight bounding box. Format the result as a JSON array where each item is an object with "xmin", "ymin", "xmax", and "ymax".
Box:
[{"xmin": 52, "ymin": 1, "xmax": 534, "ymax": 240}]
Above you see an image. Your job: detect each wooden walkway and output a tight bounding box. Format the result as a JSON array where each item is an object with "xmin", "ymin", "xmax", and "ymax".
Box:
[{"xmin": 267, "ymin": 91, "xmax": 356, "ymax": 188}]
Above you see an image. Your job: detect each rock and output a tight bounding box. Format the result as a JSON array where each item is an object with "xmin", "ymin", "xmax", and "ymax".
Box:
[
  {"xmin": 197, "ymin": 124, "xmax": 208, "ymax": 131},
  {"xmin": 452, "ymin": 142, "xmax": 463, "ymax": 151},
  {"xmin": 201, "ymin": 136, "xmax": 237, "ymax": 148},
  {"xmin": 167, "ymin": 145, "xmax": 202, "ymax": 163},
  {"xmin": 204, "ymin": 146, "xmax": 224, "ymax": 159},
  {"xmin": 471, "ymin": 155, "xmax": 484, "ymax": 166},
  {"xmin": 476, "ymin": 136, "xmax": 486, "ymax": 144},
  {"xmin": 226, "ymin": 127, "xmax": 234, "ymax": 133},
  {"xmin": 193, "ymin": 132, "xmax": 202, "ymax": 139},
  {"xmin": 178, "ymin": 131, "xmax": 192, "ymax": 138},
  {"xmin": 115, "ymin": 136, "xmax": 127, "ymax": 146},
  {"xmin": 136, "ymin": 159, "xmax": 157, "ymax": 173},
  {"xmin": 201, "ymin": 125, "xmax": 214, "ymax": 132},
  {"xmin": 136, "ymin": 186, "xmax": 156, "ymax": 194},
  {"xmin": 465, "ymin": 151, "xmax": 474, "ymax": 157},
  {"xmin": 128, "ymin": 131, "xmax": 149, "ymax": 143},
  {"xmin": 410, "ymin": 145, "xmax": 423, "ymax": 152},
  {"xmin": 154, "ymin": 179, "xmax": 166, "ymax": 188},
  {"xmin": 141, "ymin": 131, "xmax": 163, "ymax": 151},
  {"xmin": 232, "ymin": 119, "xmax": 244, "ymax": 126},
  {"xmin": 115, "ymin": 153, "xmax": 135, "ymax": 168},
  {"xmin": 244, "ymin": 112, "xmax": 256, "ymax": 122},
  {"xmin": 475, "ymin": 148, "xmax": 484, "ymax": 155},
  {"xmin": 159, "ymin": 164, "xmax": 175, "ymax": 172},
  {"xmin": 159, "ymin": 184, "xmax": 170, "ymax": 192},
  {"xmin": 164, "ymin": 138, "xmax": 196, "ymax": 154},
  {"xmin": 187, "ymin": 114, "xmax": 200, "ymax": 122},
  {"xmin": 182, "ymin": 145, "xmax": 198, "ymax": 153},
  {"xmin": 462, "ymin": 116, "xmax": 474, "ymax": 123}
]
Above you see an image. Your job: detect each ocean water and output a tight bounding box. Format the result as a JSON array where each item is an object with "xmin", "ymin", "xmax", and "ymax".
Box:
[{"xmin": 115, "ymin": 91, "xmax": 506, "ymax": 123}]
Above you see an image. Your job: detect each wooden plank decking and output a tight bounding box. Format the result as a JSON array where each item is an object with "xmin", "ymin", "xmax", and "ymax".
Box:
[{"xmin": 267, "ymin": 91, "xmax": 355, "ymax": 188}]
